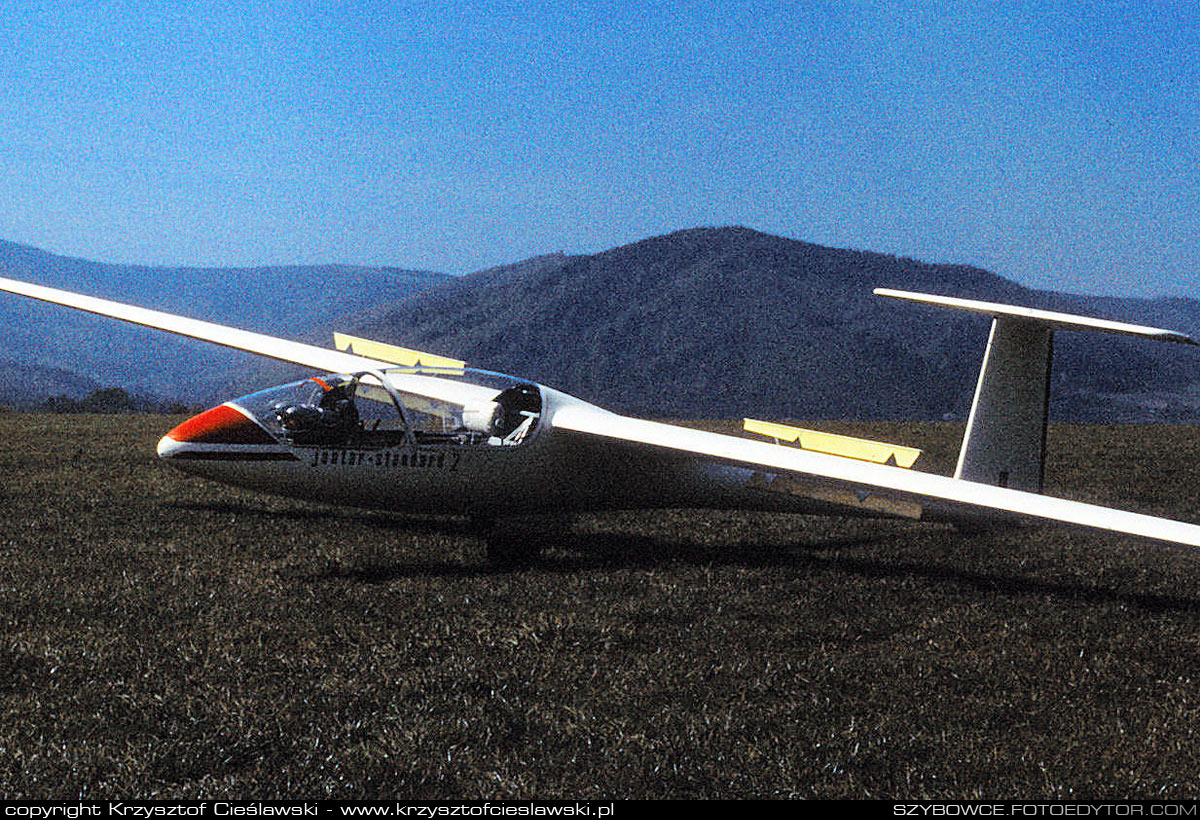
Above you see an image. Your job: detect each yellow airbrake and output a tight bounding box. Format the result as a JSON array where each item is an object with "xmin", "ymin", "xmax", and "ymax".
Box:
[
  {"xmin": 333, "ymin": 333, "xmax": 465, "ymax": 370},
  {"xmin": 742, "ymin": 418, "xmax": 922, "ymax": 468}
]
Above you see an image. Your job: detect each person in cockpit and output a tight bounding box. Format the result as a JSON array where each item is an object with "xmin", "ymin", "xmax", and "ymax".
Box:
[
  {"xmin": 277, "ymin": 377, "xmax": 361, "ymax": 445},
  {"xmin": 318, "ymin": 380, "xmax": 359, "ymax": 430}
]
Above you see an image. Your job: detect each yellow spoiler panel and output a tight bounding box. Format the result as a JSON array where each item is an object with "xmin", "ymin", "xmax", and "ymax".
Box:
[
  {"xmin": 743, "ymin": 418, "xmax": 921, "ymax": 468},
  {"xmin": 334, "ymin": 333, "xmax": 466, "ymax": 369}
]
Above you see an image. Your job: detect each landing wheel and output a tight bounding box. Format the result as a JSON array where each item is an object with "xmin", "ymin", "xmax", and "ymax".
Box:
[{"xmin": 471, "ymin": 515, "xmax": 564, "ymax": 565}]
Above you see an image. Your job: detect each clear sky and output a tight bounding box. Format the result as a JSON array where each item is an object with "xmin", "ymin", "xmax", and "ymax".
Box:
[{"xmin": 0, "ymin": 0, "xmax": 1196, "ymax": 297}]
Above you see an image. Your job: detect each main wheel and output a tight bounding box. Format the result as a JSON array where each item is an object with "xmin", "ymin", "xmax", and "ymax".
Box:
[{"xmin": 472, "ymin": 515, "xmax": 565, "ymax": 564}]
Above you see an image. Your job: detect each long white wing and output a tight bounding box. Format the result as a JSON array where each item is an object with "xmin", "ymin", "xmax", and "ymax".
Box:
[
  {"xmin": 0, "ymin": 274, "xmax": 390, "ymax": 373},
  {"xmin": 551, "ymin": 404, "xmax": 1200, "ymax": 549},
  {"xmin": 0, "ymin": 275, "xmax": 496, "ymax": 407}
]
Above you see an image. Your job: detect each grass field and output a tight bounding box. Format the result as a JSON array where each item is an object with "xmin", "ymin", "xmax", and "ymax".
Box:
[{"xmin": 3, "ymin": 414, "xmax": 1200, "ymax": 799}]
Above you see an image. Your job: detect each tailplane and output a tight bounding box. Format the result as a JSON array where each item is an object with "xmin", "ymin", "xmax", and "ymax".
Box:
[{"xmin": 875, "ymin": 289, "xmax": 1197, "ymax": 492}]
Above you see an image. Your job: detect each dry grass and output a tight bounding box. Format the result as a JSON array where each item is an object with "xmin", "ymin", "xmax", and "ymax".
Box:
[{"xmin": 2, "ymin": 414, "xmax": 1200, "ymax": 799}]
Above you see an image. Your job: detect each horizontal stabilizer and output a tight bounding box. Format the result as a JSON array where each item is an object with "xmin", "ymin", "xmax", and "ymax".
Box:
[
  {"xmin": 874, "ymin": 289, "xmax": 1198, "ymax": 344},
  {"xmin": 333, "ymin": 333, "xmax": 466, "ymax": 369},
  {"xmin": 743, "ymin": 419, "xmax": 921, "ymax": 468}
]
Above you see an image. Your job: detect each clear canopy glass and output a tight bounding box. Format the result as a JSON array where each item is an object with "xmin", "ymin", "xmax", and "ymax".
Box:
[{"xmin": 231, "ymin": 367, "xmax": 543, "ymax": 449}]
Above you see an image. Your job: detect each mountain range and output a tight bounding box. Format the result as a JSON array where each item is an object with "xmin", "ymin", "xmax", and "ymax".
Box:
[
  {"xmin": 0, "ymin": 238, "xmax": 448, "ymax": 405},
  {"xmin": 1, "ymin": 228, "xmax": 1198, "ymax": 422}
]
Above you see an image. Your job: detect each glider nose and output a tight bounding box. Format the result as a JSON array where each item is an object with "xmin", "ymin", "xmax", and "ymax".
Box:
[
  {"xmin": 157, "ymin": 404, "xmax": 277, "ymax": 458},
  {"xmin": 156, "ymin": 433, "xmax": 183, "ymax": 459}
]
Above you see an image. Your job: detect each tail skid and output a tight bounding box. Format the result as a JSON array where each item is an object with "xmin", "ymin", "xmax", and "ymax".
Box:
[{"xmin": 876, "ymin": 289, "xmax": 1197, "ymax": 493}]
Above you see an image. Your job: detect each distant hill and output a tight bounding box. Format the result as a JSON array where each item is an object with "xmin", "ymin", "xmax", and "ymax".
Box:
[
  {"xmin": 356, "ymin": 227, "xmax": 1200, "ymax": 422},
  {"xmin": 0, "ymin": 239, "xmax": 449, "ymax": 406},
  {"xmin": 4, "ymin": 229, "xmax": 1198, "ymax": 421}
]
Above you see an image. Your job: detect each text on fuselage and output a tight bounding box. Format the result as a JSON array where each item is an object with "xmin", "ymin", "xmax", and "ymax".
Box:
[{"xmin": 310, "ymin": 448, "xmax": 460, "ymax": 471}]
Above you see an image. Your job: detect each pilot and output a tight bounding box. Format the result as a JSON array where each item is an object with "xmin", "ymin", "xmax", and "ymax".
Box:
[
  {"xmin": 277, "ymin": 377, "xmax": 360, "ymax": 444},
  {"xmin": 318, "ymin": 380, "xmax": 359, "ymax": 431}
]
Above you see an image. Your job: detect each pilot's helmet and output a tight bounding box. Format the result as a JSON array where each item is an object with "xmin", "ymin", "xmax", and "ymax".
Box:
[{"xmin": 311, "ymin": 375, "xmax": 355, "ymax": 405}]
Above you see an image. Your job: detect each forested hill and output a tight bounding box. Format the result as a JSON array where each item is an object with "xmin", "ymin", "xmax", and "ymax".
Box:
[{"xmin": 355, "ymin": 227, "xmax": 1200, "ymax": 422}]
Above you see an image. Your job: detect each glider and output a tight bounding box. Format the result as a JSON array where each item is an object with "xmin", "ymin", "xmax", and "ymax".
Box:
[{"xmin": 1, "ymin": 274, "xmax": 1198, "ymax": 561}]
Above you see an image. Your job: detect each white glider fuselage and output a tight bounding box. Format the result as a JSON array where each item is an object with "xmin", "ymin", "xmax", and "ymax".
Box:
[{"xmin": 155, "ymin": 374, "xmax": 827, "ymax": 518}]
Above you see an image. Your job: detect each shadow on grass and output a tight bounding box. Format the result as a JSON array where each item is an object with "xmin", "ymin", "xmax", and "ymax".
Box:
[
  {"xmin": 172, "ymin": 499, "xmax": 1200, "ymax": 613},
  {"xmin": 298, "ymin": 527, "xmax": 887, "ymax": 583},
  {"xmin": 324, "ymin": 533, "xmax": 1200, "ymax": 616},
  {"xmin": 169, "ymin": 499, "xmax": 337, "ymax": 522},
  {"xmin": 809, "ymin": 552, "xmax": 1200, "ymax": 614},
  {"xmin": 168, "ymin": 499, "xmax": 477, "ymax": 535}
]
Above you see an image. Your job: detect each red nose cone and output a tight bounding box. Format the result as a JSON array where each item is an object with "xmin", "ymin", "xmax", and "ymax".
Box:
[{"xmin": 164, "ymin": 404, "xmax": 276, "ymax": 445}]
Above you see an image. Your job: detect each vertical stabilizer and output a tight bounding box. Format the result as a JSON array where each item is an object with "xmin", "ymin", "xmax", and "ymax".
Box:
[{"xmin": 955, "ymin": 318, "xmax": 1052, "ymax": 491}]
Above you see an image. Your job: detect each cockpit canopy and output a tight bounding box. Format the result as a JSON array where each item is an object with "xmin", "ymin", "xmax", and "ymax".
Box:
[{"xmin": 232, "ymin": 367, "xmax": 543, "ymax": 449}]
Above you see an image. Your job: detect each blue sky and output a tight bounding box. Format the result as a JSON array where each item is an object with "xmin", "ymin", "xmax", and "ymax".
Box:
[{"xmin": 0, "ymin": 0, "xmax": 1196, "ymax": 297}]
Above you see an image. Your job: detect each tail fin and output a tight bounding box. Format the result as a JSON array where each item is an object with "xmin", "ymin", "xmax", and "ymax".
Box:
[{"xmin": 875, "ymin": 289, "xmax": 1197, "ymax": 493}]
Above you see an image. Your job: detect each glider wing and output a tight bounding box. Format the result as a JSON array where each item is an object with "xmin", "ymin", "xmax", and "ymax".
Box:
[
  {"xmin": 551, "ymin": 404, "xmax": 1200, "ymax": 549},
  {"xmin": 0, "ymin": 275, "xmax": 495, "ymax": 406}
]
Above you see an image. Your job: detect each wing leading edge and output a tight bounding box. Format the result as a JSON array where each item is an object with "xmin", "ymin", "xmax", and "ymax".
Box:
[
  {"xmin": 550, "ymin": 405, "xmax": 1200, "ymax": 549},
  {"xmin": 0, "ymin": 275, "xmax": 496, "ymax": 407},
  {"xmin": 0, "ymin": 275, "xmax": 387, "ymax": 374}
]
